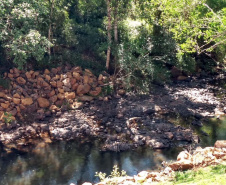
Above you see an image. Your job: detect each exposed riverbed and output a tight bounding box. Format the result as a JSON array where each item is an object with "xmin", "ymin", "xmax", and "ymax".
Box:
[
  {"xmin": 0, "ymin": 116, "xmax": 225, "ymax": 185},
  {"xmin": 0, "ymin": 74, "xmax": 225, "ymax": 185}
]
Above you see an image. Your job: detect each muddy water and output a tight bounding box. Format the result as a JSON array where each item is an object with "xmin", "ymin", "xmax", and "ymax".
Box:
[{"xmin": 0, "ymin": 116, "xmax": 225, "ymax": 185}]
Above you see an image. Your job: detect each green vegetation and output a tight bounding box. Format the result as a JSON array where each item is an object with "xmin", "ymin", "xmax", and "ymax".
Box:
[
  {"xmin": 0, "ymin": 77, "xmax": 10, "ymax": 89},
  {"xmin": 0, "ymin": 0, "xmax": 225, "ymax": 91},
  {"xmin": 96, "ymin": 164, "xmax": 226, "ymax": 185},
  {"xmin": 96, "ymin": 165, "xmax": 127, "ymax": 183},
  {"xmin": 163, "ymin": 164, "xmax": 226, "ymax": 185}
]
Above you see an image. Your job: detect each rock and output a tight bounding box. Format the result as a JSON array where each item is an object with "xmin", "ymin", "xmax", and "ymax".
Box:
[
  {"xmin": 37, "ymin": 97, "xmax": 50, "ymax": 108},
  {"xmin": 177, "ymin": 76, "xmax": 188, "ymax": 81},
  {"xmin": 25, "ymin": 72, "xmax": 31, "ymax": 79},
  {"xmin": 44, "ymin": 69, "xmax": 50, "ymax": 74},
  {"xmin": 13, "ymin": 68, "xmax": 20, "ymax": 74},
  {"xmin": 21, "ymin": 98, "xmax": 33, "ymax": 106},
  {"xmin": 57, "ymin": 81, "xmax": 63, "ymax": 88},
  {"xmin": 50, "ymin": 95, "xmax": 58, "ymax": 103},
  {"xmin": 36, "ymin": 109, "xmax": 45, "ymax": 120},
  {"xmin": 16, "ymin": 77, "xmax": 26, "ymax": 85},
  {"xmin": 70, "ymin": 78, "xmax": 76, "ymax": 85},
  {"xmin": 77, "ymin": 84, "xmax": 84, "ymax": 94},
  {"xmin": 65, "ymin": 92, "xmax": 76, "ymax": 100},
  {"xmin": 177, "ymin": 151, "xmax": 192, "ymax": 161},
  {"xmin": 98, "ymin": 74, "xmax": 103, "ymax": 81},
  {"xmin": 13, "ymin": 93, "xmax": 20, "ymax": 98},
  {"xmin": 83, "ymin": 75, "xmax": 89, "ymax": 84},
  {"xmin": 49, "ymin": 105, "xmax": 58, "ymax": 111},
  {"xmin": 51, "ymin": 68, "xmax": 58, "ymax": 74},
  {"xmin": 12, "ymin": 98, "xmax": 20, "ymax": 105},
  {"xmin": 78, "ymin": 96, "xmax": 94, "ymax": 102},
  {"xmin": 73, "ymin": 72, "xmax": 80, "ymax": 80},
  {"xmin": 57, "ymin": 93, "xmax": 65, "ymax": 100},
  {"xmin": 8, "ymin": 73, "xmax": 14, "ymax": 78},
  {"xmin": 169, "ymin": 160, "xmax": 193, "ymax": 171},
  {"xmin": 83, "ymin": 84, "xmax": 91, "ymax": 94},
  {"xmin": 118, "ymin": 89, "xmax": 126, "ymax": 95},
  {"xmin": 63, "ymin": 78, "xmax": 71, "ymax": 88},
  {"xmin": 89, "ymin": 87, "xmax": 102, "ymax": 96},
  {"xmin": 1, "ymin": 102, "xmax": 10, "ymax": 109},
  {"xmin": 58, "ymin": 88, "xmax": 64, "ymax": 94},
  {"xmin": 48, "ymin": 90, "xmax": 55, "ymax": 97},
  {"xmin": 0, "ymin": 92, "xmax": 6, "ymax": 98},
  {"xmin": 45, "ymin": 75, "xmax": 51, "ymax": 81},
  {"xmin": 214, "ymin": 140, "xmax": 226, "ymax": 148},
  {"xmin": 50, "ymin": 81, "xmax": 57, "ymax": 88}
]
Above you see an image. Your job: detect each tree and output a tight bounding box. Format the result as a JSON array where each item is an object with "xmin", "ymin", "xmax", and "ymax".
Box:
[
  {"xmin": 106, "ymin": 0, "xmax": 112, "ymax": 70},
  {"xmin": 0, "ymin": 0, "xmax": 51, "ymax": 69}
]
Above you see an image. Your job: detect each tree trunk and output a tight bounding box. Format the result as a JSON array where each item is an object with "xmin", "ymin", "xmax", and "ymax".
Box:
[
  {"xmin": 48, "ymin": 0, "xmax": 54, "ymax": 56},
  {"xmin": 114, "ymin": 0, "xmax": 118, "ymax": 43},
  {"xmin": 106, "ymin": 0, "xmax": 112, "ymax": 70}
]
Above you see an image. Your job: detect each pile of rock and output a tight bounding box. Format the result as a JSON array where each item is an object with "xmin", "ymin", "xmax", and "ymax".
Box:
[
  {"xmin": 80, "ymin": 140, "xmax": 226, "ymax": 185},
  {"xmin": 0, "ymin": 66, "xmax": 107, "ymax": 123},
  {"xmin": 169, "ymin": 140, "xmax": 226, "ymax": 170}
]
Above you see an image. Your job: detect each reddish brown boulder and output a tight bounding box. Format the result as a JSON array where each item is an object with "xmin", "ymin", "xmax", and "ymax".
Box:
[
  {"xmin": 22, "ymin": 98, "xmax": 33, "ymax": 106},
  {"xmin": 25, "ymin": 72, "xmax": 31, "ymax": 79},
  {"xmin": 13, "ymin": 93, "xmax": 20, "ymax": 98},
  {"xmin": 44, "ymin": 69, "xmax": 50, "ymax": 74},
  {"xmin": 1, "ymin": 102, "xmax": 10, "ymax": 109},
  {"xmin": 57, "ymin": 81, "xmax": 63, "ymax": 88},
  {"xmin": 16, "ymin": 77, "xmax": 26, "ymax": 85},
  {"xmin": 78, "ymin": 96, "xmax": 94, "ymax": 102},
  {"xmin": 0, "ymin": 92, "xmax": 6, "ymax": 98},
  {"xmin": 57, "ymin": 93, "xmax": 65, "ymax": 100},
  {"xmin": 65, "ymin": 92, "xmax": 76, "ymax": 100},
  {"xmin": 50, "ymin": 81, "xmax": 57, "ymax": 88},
  {"xmin": 12, "ymin": 98, "xmax": 20, "ymax": 105},
  {"xmin": 72, "ymin": 83, "xmax": 79, "ymax": 91},
  {"xmin": 48, "ymin": 90, "xmax": 55, "ymax": 97},
  {"xmin": 89, "ymin": 87, "xmax": 102, "ymax": 96},
  {"xmin": 83, "ymin": 76, "xmax": 89, "ymax": 84},
  {"xmin": 45, "ymin": 75, "xmax": 51, "ymax": 81},
  {"xmin": 73, "ymin": 72, "xmax": 80, "ymax": 80},
  {"xmin": 37, "ymin": 97, "xmax": 50, "ymax": 108},
  {"xmin": 70, "ymin": 78, "xmax": 76, "ymax": 85}
]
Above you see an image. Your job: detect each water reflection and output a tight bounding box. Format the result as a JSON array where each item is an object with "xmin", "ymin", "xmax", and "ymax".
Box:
[
  {"xmin": 1, "ymin": 116, "xmax": 225, "ymax": 185},
  {"xmin": 199, "ymin": 116, "xmax": 226, "ymax": 147},
  {"xmin": 0, "ymin": 141, "xmax": 181, "ymax": 185}
]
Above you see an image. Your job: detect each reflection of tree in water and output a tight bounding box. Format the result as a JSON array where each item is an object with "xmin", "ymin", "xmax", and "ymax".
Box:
[
  {"xmin": 199, "ymin": 117, "xmax": 226, "ymax": 147},
  {"xmin": 0, "ymin": 141, "xmax": 95, "ymax": 185}
]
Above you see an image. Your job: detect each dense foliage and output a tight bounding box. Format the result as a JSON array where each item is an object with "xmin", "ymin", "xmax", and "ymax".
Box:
[{"xmin": 0, "ymin": 0, "xmax": 225, "ymax": 90}]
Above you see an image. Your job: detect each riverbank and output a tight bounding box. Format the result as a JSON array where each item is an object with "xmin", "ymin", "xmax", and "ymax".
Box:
[
  {"xmin": 80, "ymin": 140, "xmax": 226, "ymax": 185},
  {"xmin": 0, "ymin": 70, "xmax": 225, "ymax": 153}
]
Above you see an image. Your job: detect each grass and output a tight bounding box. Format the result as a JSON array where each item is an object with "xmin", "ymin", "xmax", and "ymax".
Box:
[{"xmin": 153, "ymin": 163, "xmax": 226, "ymax": 185}]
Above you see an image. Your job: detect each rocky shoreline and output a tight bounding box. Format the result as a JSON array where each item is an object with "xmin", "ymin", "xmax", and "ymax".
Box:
[
  {"xmin": 0, "ymin": 71, "xmax": 225, "ymax": 153},
  {"xmin": 79, "ymin": 140, "xmax": 226, "ymax": 185}
]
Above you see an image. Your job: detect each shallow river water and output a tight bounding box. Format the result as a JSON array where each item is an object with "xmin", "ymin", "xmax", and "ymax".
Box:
[{"xmin": 0, "ymin": 116, "xmax": 225, "ymax": 185}]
